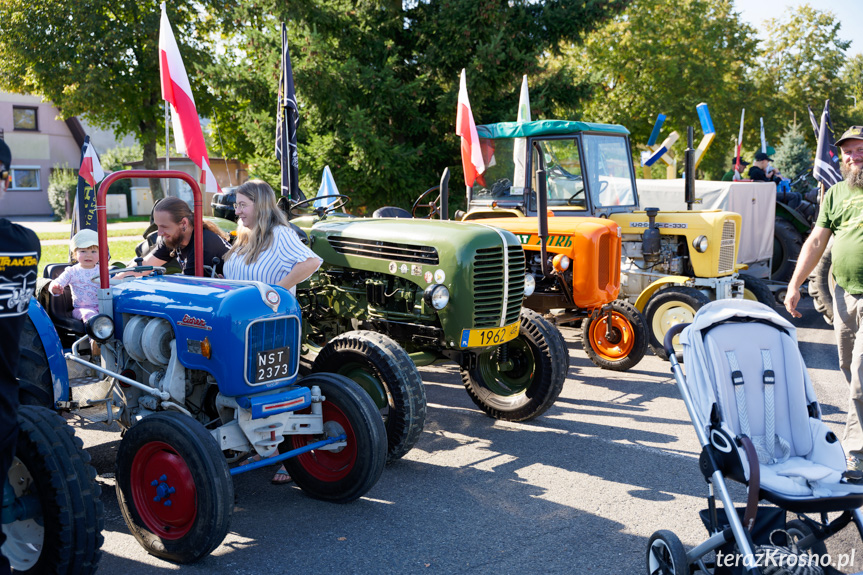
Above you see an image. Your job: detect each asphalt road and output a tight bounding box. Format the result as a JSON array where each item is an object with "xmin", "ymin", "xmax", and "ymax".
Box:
[{"xmin": 69, "ymin": 298, "xmax": 863, "ymax": 574}]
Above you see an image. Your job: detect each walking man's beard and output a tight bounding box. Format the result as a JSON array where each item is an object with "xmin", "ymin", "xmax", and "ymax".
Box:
[{"xmin": 841, "ymin": 161, "xmax": 863, "ymax": 189}]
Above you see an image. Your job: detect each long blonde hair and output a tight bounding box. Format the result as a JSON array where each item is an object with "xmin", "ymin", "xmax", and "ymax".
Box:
[{"xmin": 224, "ymin": 180, "xmax": 289, "ymax": 265}]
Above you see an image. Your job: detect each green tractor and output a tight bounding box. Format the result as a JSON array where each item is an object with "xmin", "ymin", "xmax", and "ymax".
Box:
[{"xmin": 287, "ymin": 197, "xmax": 567, "ymax": 461}]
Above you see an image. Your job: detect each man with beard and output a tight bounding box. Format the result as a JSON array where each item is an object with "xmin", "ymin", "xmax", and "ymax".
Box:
[
  {"xmin": 139, "ymin": 196, "xmax": 230, "ymax": 275},
  {"xmin": 785, "ymin": 125, "xmax": 863, "ymax": 470}
]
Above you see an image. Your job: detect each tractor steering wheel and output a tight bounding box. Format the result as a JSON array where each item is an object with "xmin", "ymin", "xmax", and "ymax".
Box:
[
  {"xmin": 91, "ymin": 265, "xmax": 167, "ymax": 286},
  {"xmin": 412, "ymin": 185, "xmax": 441, "ymax": 219},
  {"xmin": 289, "ymin": 195, "xmax": 351, "ymax": 219}
]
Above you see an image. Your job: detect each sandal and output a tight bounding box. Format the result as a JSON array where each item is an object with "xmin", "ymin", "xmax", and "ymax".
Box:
[{"xmin": 271, "ymin": 466, "xmax": 292, "ymax": 485}]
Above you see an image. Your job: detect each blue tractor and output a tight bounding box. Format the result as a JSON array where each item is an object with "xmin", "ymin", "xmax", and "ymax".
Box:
[{"xmin": 15, "ymin": 171, "xmax": 387, "ymax": 564}]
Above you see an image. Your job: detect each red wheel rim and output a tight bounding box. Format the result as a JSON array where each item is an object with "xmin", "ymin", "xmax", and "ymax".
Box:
[
  {"xmin": 589, "ymin": 311, "xmax": 636, "ymax": 361},
  {"xmin": 291, "ymin": 401, "xmax": 357, "ymax": 481},
  {"xmin": 130, "ymin": 441, "xmax": 197, "ymax": 540}
]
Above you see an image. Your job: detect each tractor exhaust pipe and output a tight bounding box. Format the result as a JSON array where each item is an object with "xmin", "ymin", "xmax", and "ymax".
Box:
[
  {"xmin": 439, "ymin": 168, "xmax": 450, "ymax": 220},
  {"xmin": 537, "ymin": 168, "xmax": 550, "ymax": 277},
  {"xmin": 685, "ymin": 126, "xmax": 695, "ymax": 211}
]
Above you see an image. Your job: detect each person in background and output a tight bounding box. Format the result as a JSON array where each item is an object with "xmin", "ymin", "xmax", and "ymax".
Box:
[
  {"xmin": 0, "ymin": 138, "xmax": 40, "ymax": 574},
  {"xmin": 721, "ymin": 156, "xmax": 748, "ymax": 181},
  {"xmin": 748, "ymin": 151, "xmax": 783, "ymax": 183},
  {"xmin": 784, "ymin": 125, "xmax": 863, "ymax": 471},
  {"xmin": 223, "ymin": 179, "xmax": 322, "ymax": 484}
]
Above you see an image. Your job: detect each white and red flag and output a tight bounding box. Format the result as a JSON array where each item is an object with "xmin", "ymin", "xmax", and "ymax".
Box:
[
  {"xmin": 79, "ymin": 141, "xmax": 105, "ymax": 188},
  {"xmin": 455, "ymin": 69, "xmax": 485, "ymax": 187},
  {"xmin": 159, "ymin": 2, "xmax": 219, "ymax": 195}
]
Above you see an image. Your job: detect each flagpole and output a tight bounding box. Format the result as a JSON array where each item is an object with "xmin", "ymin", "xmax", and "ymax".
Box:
[{"xmin": 165, "ymin": 103, "xmax": 170, "ymax": 170}]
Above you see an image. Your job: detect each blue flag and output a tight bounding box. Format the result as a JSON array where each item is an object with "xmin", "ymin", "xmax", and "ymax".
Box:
[
  {"xmin": 276, "ymin": 23, "xmax": 304, "ymax": 202},
  {"xmin": 813, "ymin": 100, "xmax": 842, "ymax": 189},
  {"xmin": 71, "ymin": 136, "xmax": 98, "ymax": 240}
]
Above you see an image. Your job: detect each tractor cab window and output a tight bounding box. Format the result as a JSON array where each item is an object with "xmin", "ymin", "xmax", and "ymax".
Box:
[
  {"xmin": 531, "ymin": 138, "xmax": 586, "ymax": 210},
  {"xmin": 581, "ymin": 134, "xmax": 637, "ymax": 209},
  {"xmin": 468, "ymin": 138, "xmax": 524, "ymax": 202}
]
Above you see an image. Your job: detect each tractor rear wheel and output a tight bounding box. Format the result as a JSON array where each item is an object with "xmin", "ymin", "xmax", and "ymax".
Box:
[
  {"xmin": 772, "ymin": 217, "xmax": 804, "ymax": 282},
  {"xmin": 581, "ymin": 300, "xmax": 647, "ymax": 371},
  {"xmin": 115, "ymin": 411, "xmax": 233, "ymax": 563},
  {"xmin": 282, "ymin": 373, "xmax": 387, "ymax": 503},
  {"xmin": 3, "ymin": 406, "xmax": 103, "ymax": 574},
  {"xmin": 312, "ymin": 331, "xmax": 426, "ymax": 462},
  {"xmin": 740, "ymin": 273, "xmax": 776, "ymax": 308},
  {"xmin": 809, "ymin": 245, "xmax": 834, "ymax": 325},
  {"xmin": 17, "ymin": 314, "xmax": 54, "ymax": 409},
  {"xmin": 460, "ymin": 309, "xmax": 564, "ymax": 421},
  {"xmin": 644, "ymin": 287, "xmax": 710, "ymax": 361}
]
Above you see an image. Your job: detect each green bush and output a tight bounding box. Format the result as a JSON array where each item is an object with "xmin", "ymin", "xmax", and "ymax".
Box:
[{"xmin": 47, "ymin": 164, "xmax": 77, "ymax": 220}]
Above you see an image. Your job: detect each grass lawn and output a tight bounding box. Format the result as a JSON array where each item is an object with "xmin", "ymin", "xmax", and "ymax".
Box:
[
  {"xmin": 37, "ymin": 227, "xmax": 148, "ymax": 241},
  {"xmin": 38, "ymin": 239, "xmax": 140, "ymax": 277}
]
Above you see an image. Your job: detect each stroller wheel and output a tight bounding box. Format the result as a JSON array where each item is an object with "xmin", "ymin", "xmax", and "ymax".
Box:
[
  {"xmin": 785, "ymin": 518, "xmax": 828, "ymax": 559},
  {"xmin": 647, "ymin": 530, "xmax": 688, "ymax": 575}
]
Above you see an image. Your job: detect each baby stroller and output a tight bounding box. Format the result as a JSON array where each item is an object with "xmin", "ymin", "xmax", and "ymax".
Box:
[{"xmin": 649, "ymin": 300, "xmax": 863, "ymax": 575}]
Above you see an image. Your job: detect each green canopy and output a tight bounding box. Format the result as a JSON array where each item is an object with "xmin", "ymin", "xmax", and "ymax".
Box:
[{"xmin": 476, "ymin": 120, "xmax": 630, "ymax": 139}]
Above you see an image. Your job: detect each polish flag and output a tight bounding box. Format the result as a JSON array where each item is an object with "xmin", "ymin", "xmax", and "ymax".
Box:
[
  {"xmin": 159, "ymin": 3, "xmax": 220, "ymax": 195},
  {"xmin": 455, "ymin": 69, "xmax": 485, "ymax": 187},
  {"xmin": 79, "ymin": 141, "xmax": 105, "ymax": 188}
]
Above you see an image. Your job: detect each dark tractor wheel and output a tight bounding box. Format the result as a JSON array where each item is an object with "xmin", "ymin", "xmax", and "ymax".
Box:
[
  {"xmin": 809, "ymin": 245, "xmax": 834, "ymax": 325},
  {"xmin": 536, "ymin": 310, "xmax": 570, "ymax": 380},
  {"xmin": 772, "ymin": 217, "xmax": 804, "ymax": 282},
  {"xmin": 282, "ymin": 373, "xmax": 387, "ymax": 503},
  {"xmin": 581, "ymin": 300, "xmax": 648, "ymax": 371},
  {"xmin": 644, "ymin": 287, "xmax": 710, "ymax": 361},
  {"xmin": 17, "ymin": 314, "xmax": 54, "ymax": 408},
  {"xmin": 115, "ymin": 411, "xmax": 233, "ymax": 564},
  {"xmin": 460, "ymin": 308, "xmax": 565, "ymax": 422},
  {"xmin": 646, "ymin": 530, "xmax": 688, "ymax": 575},
  {"xmin": 312, "ymin": 330, "xmax": 426, "ymax": 462},
  {"xmin": 3, "ymin": 406, "xmax": 103, "ymax": 574},
  {"xmin": 740, "ymin": 273, "xmax": 776, "ymax": 308}
]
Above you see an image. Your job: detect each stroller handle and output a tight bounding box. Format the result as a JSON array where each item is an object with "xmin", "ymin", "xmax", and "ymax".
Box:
[{"xmin": 663, "ymin": 322, "xmax": 690, "ymax": 359}]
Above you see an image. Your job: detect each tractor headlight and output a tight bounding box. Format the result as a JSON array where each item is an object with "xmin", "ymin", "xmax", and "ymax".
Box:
[
  {"xmin": 692, "ymin": 235, "xmax": 709, "ymax": 253},
  {"xmin": 86, "ymin": 314, "xmax": 115, "ymax": 342},
  {"xmin": 424, "ymin": 284, "xmax": 450, "ymax": 310},
  {"xmin": 524, "ymin": 274, "xmax": 536, "ymax": 297},
  {"xmin": 552, "ymin": 254, "xmax": 571, "ymax": 272}
]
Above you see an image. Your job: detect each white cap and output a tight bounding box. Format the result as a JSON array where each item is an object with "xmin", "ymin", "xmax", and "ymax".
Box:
[{"xmin": 70, "ymin": 229, "xmax": 99, "ymax": 251}]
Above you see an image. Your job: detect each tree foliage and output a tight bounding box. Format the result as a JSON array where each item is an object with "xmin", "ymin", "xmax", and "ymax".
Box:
[
  {"xmin": 0, "ymin": 0, "xmax": 223, "ymax": 199},
  {"xmin": 209, "ymin": 0, "xmax": 629, "ymax": 210},
  {"xmin": 773, "ymin": 120, "xmax": 812, "ymax": 180}
]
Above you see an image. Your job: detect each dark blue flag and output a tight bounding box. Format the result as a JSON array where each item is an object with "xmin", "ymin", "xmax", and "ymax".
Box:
[
  {"xmin": 71, "ymin": 136, "xmax": 98, "ymax": 242},
  {"xmin": 276, "ymin": 23, "xmax": 304, "ymax": 202},
  {"xmin": 813, "ymin": 100, "xmax": 842, "ymax": 189}
]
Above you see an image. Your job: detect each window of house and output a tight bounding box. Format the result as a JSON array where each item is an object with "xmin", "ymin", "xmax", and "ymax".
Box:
[
  {"xmin": 12, "ymin": 107, "xmax": 38, "ymax": 131},
  {"xmin": 9, "ymin": 167, "xmax": 41, "ymax": 190}
]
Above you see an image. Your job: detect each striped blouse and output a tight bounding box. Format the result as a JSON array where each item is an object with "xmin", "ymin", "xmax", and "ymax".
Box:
[{"xmin": 223, "ymin": 225, "xmax": 322, "ymax": 294}]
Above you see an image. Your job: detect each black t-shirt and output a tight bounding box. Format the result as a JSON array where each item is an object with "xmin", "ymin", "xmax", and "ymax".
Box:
[
  {"xmin": 0, "ymin": 218, "xmax": 40, "ymax": 432},
  {"xmin": 151, "ymin": 228, "xmax": 230, "ymax": 276},
  {"xmin": 748, "ymin": 165, "xmax": 782, "ymax": 184}
]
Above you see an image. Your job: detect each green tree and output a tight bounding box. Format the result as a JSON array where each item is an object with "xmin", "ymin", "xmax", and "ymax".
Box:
[
  {"xmin": 0, "ymin": 0, "xmax": 222, "ymax": 200},
  {"xmin": 557, "ymin": 0, "xmax": 759, "ymax": 179},
  {"xmin": 773, "ymin": 120, "xmax": 812, "ymax": 182},
  {"xmin": 757, "ymin": 4, "xmax": 852, "ymax": 138},
  {"xmin": 210, "ymin": 0, "xmax": 629, "ymax": 210}
]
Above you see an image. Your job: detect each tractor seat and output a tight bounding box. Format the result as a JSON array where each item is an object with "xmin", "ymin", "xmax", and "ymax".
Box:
[
  {"xmin": 42, "ymin": 264, "xmax": 85, "ymax": 334},
  {"xmin": 288, "ymin": 222, "xmax": 309, "ymax": 245},
  {"xmin": 372, "ymin": 206, "xmax": 412, "ymax": 219}
]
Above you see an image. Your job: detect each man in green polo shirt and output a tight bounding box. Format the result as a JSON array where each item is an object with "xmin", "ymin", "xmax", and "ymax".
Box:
[{"xmin": 785, "ymin": 125, "xmax": 863, "ymax": 470}]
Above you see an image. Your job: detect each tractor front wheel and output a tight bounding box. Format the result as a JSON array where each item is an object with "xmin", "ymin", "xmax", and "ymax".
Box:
[
  {"xmin": 115, "ymin": 411, "xmax": 233, "ymax": 564},
  {"xmin": 740, "ymin": 273, "xmax": 776, "ymax": 308},
  {"xmin": 282, "ymin": 373, "xmax": 387, "ymax": 503},
  {"xmin": 644, "ymin": 287, "xmax": 710, "ymax": 361},
  {"xmin": 460, "ymin": 309, "xmax": 564, "ymax": 421},
  {"xmin": 581, "ymin": 300, "xmax": 647, "ymax": 371},
  {"xmin": 311, "ymin": 331, "xmax": 426, "ymax": 462}
]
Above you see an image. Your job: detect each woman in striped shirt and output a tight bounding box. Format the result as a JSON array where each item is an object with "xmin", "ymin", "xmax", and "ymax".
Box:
[{"xmin": 223, "ymin": 179, "xmax": 323, "ymax": 484}]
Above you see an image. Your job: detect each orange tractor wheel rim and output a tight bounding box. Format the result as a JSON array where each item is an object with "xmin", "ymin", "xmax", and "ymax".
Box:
[{"xmin": 589, "ymin": 312, "xmax": 636, "ymax": 360}]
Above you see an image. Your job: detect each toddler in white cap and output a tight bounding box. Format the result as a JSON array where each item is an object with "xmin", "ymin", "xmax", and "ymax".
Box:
[{"xmin": 49, "ymin": 229, "xmax": 101, "ymax": 322}]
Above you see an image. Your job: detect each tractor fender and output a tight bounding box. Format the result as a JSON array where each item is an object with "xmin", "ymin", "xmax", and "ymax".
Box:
[
  {"xmin": 775, "ymin": 202, "xmax": 811, "ymax": 234},
  {"xmin": 633, "ymin": 276, "xmax": 692, "ymax": 312},
  {"xmin": 27, "ymin": 298, "xmax": 70, "ymax": 403}
]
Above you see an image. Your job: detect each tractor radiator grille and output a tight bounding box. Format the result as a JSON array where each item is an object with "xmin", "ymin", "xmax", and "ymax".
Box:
[
  {"xmin": 598, "ymin": 233, "xmax": 611, "ymax": 289},
  {"xmin": 245, "ymin": 316, "xmax": 301, "ymax": 385},
  {"xmin": 718, "ymin": 220, "xmax": 736, "ymax": 274},
  {"xmin": 472, "ymin": 245, "xmax": 524, "ymax": 328},
  {"xmin": 329, "ymin": 236, "xmax": 439, "ymax": 265}
]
